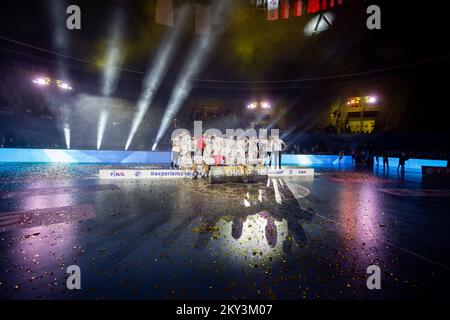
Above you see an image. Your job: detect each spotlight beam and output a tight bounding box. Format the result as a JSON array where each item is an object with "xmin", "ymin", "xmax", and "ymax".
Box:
[
  {"xmin": 125, "ymin": 5, "xmax": 190, "ymax": 151},
  {"xmin": 102, "ymin": 9, "xmax": 125, "ymax": 97},
  {"xmin": 63, "ymin": 124, "xmax": 71, "ymax": 149},
  {"xmin": 98, "ymin": 8, "xmax": 125, "ymax": 150},
  {"xmin": 153, "ymin": 0, "xmax": 230, "ymax": 150},
  {"xmin": 97, "ymin": 110, "xmax": 109, "ymax": 150}
]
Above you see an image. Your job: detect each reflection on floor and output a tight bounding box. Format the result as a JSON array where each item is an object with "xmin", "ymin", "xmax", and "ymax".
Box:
[{"xmin": 0, "ymin": 163, "xmax": 449, "ymax": 299}]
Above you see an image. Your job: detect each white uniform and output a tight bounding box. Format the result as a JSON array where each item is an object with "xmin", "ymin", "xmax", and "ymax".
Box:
[
  {"xmin": 171, "ymin": 136, "xmax": 181, "ymax": 168},
  {"xmin": 203, "ymin": 136, "xmax": 214, "ymax": 165},
  {"xmin": 258, "ymin": 138, "xmax": 268, "ymax": 165},
  {"xmin": 247, "ymin": 138, "xmax": 258, "ymax": 165},
  {"xmin": 272, "ymin": 137, "xmax": 284, "ymax": 169},
  {"xmin": 236, "ymin": 138, "xmax": 247, "ymax": 165},
  {"xmin": 179, "ymin": 134, "xmax": 193, "ymax": 168},
  {"xmin": 213, "ymin": 136, "xmax": 223, "ymax": 157},
  {"xmin": 273, "ymin": 137, "xmax": 283, "ymax": 152},
  {"xmin": 225, "ymin": 138, "xmax": 236, "ymax": 166},
  {"xmin": 192, "ymin": 137, "xmax": 203, "ymax": 165},
  {"xmin": 267, "ymin": 139, "xmax": 274, "ymax": 167}
]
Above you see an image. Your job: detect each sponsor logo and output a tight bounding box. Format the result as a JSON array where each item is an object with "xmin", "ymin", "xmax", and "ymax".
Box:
[{"xmin": 110, "ymin": 171, "xmax": 125, "ymax": 177}]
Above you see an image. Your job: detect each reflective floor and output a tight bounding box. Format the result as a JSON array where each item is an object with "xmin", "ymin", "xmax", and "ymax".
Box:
[{"xmin": 0, "ymin": 163, "xmax": 449, "ymax": 299}]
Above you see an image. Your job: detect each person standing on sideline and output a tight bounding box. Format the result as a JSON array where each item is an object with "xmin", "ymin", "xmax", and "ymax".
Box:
[
  {"xmin": 398, "ymin": 152, "xmax": 407, "ymax": 174},
  {"xmin": 338, "ymin": 150, "xmax": 345, "ymax": 165},
  {"xmin": 382, "ymin": 150, "xmax": 389, "ymax": 171},
  {"xmin": 273, "ymin": 136, "xmax": 287, "ymax": 169}
]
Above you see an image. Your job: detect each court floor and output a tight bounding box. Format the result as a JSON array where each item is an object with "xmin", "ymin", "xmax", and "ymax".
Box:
[{"xmin": 0, "ymin": 163, "xmax": 449, "ymax": 299}]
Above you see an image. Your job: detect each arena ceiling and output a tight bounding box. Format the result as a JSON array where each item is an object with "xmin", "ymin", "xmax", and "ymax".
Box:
[{"xmin": 0, "ymin": 0, "xmax": 449, "ymax": 85}]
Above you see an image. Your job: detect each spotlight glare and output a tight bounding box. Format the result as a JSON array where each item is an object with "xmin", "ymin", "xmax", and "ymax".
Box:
[
  {"xmin": 125, "ymin": 5, "xmax": 190, "ymax": 151},
  {"xmin": 102, "ymin": 9, "xmax": 125, "ymax": 97},
  {"xmin": 247, "ymin": 102, "xmax": 257, "ymax": 109},
  {"xmin": 153, "ymin": 0, "xmax": 230, "ymax": 150},
  {"xmin": 33, "ymin": 78, "xmax": 51, "ymax": 86},
  {"xmin": 367, "ymin": 96, "xmax": 377, "ymax": 104},
  {"xmin": 55, "ymin": 80, "xmax": 73, "ymax": 90},
  {"xmin": 261, "ymin": 102, "xmax": 271, "ymax": 109},
  {"xmin": 97, "ymin": 110, "xmax": 109, "ymax": 150},
  {"xmin": 63, "ymin": 125, "xmax": 71, "ymax": 149}
]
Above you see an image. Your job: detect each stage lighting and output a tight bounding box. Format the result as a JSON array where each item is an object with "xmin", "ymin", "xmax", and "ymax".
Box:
[
  {"xmin": 367, "ymin": 96, "xmax": 377, "ymax": 104},
  {"xmin": 33, "ymin": 78, "xmax": 51, "ymax": 86},
  {"xmin": 261, "ymin": 102, "xmax": 271, "ymax": 109},
  {"xmin": 304, "ymin": 13, "xmax": 334, "ymax": 36},
  {"xmin": 97, "ymin": 110, "xmax": 109, "ymax": 150},
  {"xmin": 63, "ymin": 125, "xmax": 71, "ymax": 149},
  {"xmin": 98, "ymin": 9, "xmax": 125, "ymax": 151},
  {"xmin": 247, "ymin": 102, "xmax": 257, "ymax": 109},
  {"xmin": 125, "ymin": 4, "xmax": 190, "ymax": 151},
  {"xmin": 56, "ymin": 80, "xmax": 73, "ymax": 90},
  {"xmin": 102, "ymin": 9, "xmax": 125, "ymax": 97},
  {"xmin": 153, "ymin": 0, "xmax": 230, "ymax": 150}
]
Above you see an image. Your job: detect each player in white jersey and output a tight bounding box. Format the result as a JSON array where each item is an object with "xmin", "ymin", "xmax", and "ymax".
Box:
[
  {"xmin": 272, "ymin": 136, "xmax": 287, "ymax": 169},
  {"xmin": 179, "ymin": 133, "xmax": 193, "ymax": 168},
  {"xmin": 267, "ymin": 136, "xmax": 274, "ymax": 168},
  {"xmin": 257, "ymin": 136, "xmax": 268, "ymax": 166},
  {"xmin": 225, "ymin": 136, "xmax": 236, "ymax": 166},
  {"xmin": 247, "ymin": 136, "xmax": 258, "ymax": 166},
  {"xmin": 212, "ymin": 135, "xmax": 222, "ymax": 156},
  {"xmin": 236, "ymin": 137, "xmax": 247, "ymax": 165},
  {"xmin": 203, "ymin": 134, "xmax": 214, "ymax": 166},
  {"xmin": 192, "ymin": 136, "xmax": 203, "ymax": 165}
]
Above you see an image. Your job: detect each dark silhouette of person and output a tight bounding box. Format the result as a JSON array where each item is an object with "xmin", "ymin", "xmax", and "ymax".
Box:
[{"xmin": 382, "ymin": 151, "xmax": 389, "ymax": 170}]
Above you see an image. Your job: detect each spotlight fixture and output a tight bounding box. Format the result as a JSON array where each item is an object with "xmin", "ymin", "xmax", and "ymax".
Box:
[
  {"xmin": 32, "ymin": 78, "xmax": 73, "ymax": 90},
  {"xmin": 32, "ymin": 77, "xmax": 51, "ymax": 86},
  {"xmin": 261, "ymin": 102, "xmax": 271, "ymax": 109},
  {"xmin": 56, "ymin": 80, "xmax": 73, "ymax": 90},
  {"xmin": 247, "ymin": 102, "xmax": 257, "ymax": 109},
  {"xmin": 366, "ymin": 96, "xmax": 377, "ymax": 104}
]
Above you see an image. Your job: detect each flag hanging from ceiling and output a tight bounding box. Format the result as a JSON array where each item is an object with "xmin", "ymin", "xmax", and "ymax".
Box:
[
  {"xmin": 267, "ymin": 0, "xmax": 279, "ymax": 21},
  {"xmin": 321, "ymin": 0, "xmax": 328, "ymax": 10},
  {"xmin": 307, "ymin": 0, "xmax": 321, "ymax": 14},
  {"xmin": 255, "ymin": 0, "xmax": 266, "ymax": 8},
  {"xmin": 330, "ymin": 0, "xmax": 344, "ymax": 8},
  {"xmin": 195, "ymin": 3, "xmax": 212, "ymax": 35},
  {"xmin": 155, "ymin": 0, "xmax": 174, "ymax": 27},
  {"xmin": 280, "ymin": 0, "xmax": 290, "ymax": 19},
  {"xmin": 293, "ymin": 0, "xmax": 303, "ymax": 16}
]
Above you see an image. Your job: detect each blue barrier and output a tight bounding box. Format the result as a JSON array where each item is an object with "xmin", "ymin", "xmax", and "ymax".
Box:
[
  {"xmin": 282, "ymin": 154, "xmax": 353, "ymax": 166},
  {"xmin": 0, "ymin": 148, "xmax": 170, "ymax": 164},
  {"xmin": 2, "ymin": 149, "xmax": 445, "ymax": 169},
  {"xmin": 0, "ymin": 149, "xmax": 354, "ymax": 166},
  {"xmin": 373, "ymin": 157, "xmax": 448, "ymax": 171}
]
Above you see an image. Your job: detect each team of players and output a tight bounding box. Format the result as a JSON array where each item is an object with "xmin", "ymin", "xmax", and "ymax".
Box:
[{"xmin": 170, "ymin": 133, "xmax": 287, "ymax": 170}]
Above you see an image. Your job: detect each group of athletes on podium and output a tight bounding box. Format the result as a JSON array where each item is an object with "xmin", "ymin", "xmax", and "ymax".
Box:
[{"xmin": 170, "ymin": 133, "xmax": 287, "ymax": 173}]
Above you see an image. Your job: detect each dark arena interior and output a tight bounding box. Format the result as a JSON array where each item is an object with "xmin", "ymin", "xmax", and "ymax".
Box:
[{"xmin": 0, "ymin": 0, "xmax": 450, "ymax": 312}]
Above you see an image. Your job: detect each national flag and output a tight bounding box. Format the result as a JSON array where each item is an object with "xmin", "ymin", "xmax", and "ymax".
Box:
[
  {"xmin": 307, "ymin": 0, "xmax": 321, "ymax": 14},
  {"xmin": 267, "ymin": 0, "xmax": 279, "ymax": 21},
  {"xmin": 280, "ymin": 0, "xmax": 290, "ymax": 19},
  {"xmin": 293, "ymin": 0, "xmax": 303, "ymax": 16},
  {"xmin": 155, "ymin": 0, "xmax": 174, "ymax": 27},
  {"xmin": 195, "ymin": 3, "xmax": 212, "ymax": 35}
]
